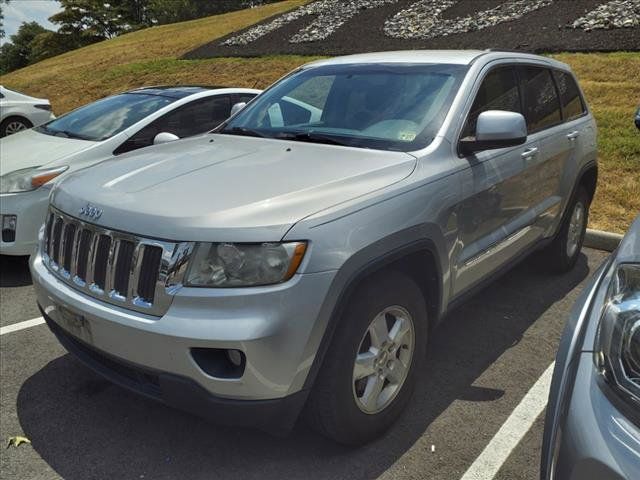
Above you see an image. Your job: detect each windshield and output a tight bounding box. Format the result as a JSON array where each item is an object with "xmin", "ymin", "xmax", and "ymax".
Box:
[
  {"xmin": 220, "ymin": 63, "xmax": 467, "ymax": 151},
  {"xmin": 35, "ymin": 93, "xmax": 176, "ymax": 141}
]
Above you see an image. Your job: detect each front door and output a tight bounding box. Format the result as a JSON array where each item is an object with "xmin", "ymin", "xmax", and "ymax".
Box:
[{"xmin": 453, "ymin": 65, "xmax": 542, "ymax": 296}]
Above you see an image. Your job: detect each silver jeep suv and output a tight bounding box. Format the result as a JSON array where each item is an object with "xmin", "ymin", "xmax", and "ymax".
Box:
[{"xmin": 30, "ymin": 50, "xmax": 597, "ymax": 444}]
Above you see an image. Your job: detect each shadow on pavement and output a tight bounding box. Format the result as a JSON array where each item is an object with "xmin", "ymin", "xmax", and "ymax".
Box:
[
  {"xmin": 0, "ymin": 255, "xmax": 32, "ymax": 288},
  {"xmin": 17, "ymin": 253, "xmax": 591, "ymax": 480}
]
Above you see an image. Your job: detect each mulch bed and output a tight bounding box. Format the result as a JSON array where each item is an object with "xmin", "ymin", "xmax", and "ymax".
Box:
[{"xmin": 183, "ymin": 0, "xmax": 640, "ymax": 59}]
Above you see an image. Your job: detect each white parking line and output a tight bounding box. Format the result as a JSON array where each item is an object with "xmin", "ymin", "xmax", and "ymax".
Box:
[
  {"xmin": 0, "ymin": 317, "xmax": 45, "ymax": 336},
  {"xmin": 460, "ymin": 362, "xmax": 555, "ymax": 480}
]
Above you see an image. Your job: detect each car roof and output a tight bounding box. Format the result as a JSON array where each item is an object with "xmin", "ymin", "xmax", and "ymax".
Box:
[
  {"xmin": 307, "ymin": 50, "xmax": 486, "ymax": 67},
  {"xmin": 126, "ymin": 85, "xmax": 231, "ymax": 99},
  {"xmin": 305, "ymin": 49, "xmax": 568, "ymax": 70}
]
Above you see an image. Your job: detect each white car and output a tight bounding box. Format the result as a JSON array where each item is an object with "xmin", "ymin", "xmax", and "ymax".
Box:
[
  {"xmin": 0, "ymin": 86, "xmax": 260, "ymax": 255},
  {"xmin": 0, "ymin": 86, "xmax": 55, "ymax": 137}
]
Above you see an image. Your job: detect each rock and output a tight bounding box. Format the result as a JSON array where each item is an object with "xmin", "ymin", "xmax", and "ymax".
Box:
[{"xmin": 571, "ymin": 0, "xmax": 640, "ymax": 30}]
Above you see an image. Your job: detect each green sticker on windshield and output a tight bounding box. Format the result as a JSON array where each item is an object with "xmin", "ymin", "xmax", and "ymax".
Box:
[{"xmin": 398, "ymin": 132, "xmax": 416, "ymax": 141}]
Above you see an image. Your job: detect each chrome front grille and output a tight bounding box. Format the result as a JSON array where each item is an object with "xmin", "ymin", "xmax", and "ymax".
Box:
[{"xmin": 42, "ymin": 207, "xmax": 194, "ymax": 316}]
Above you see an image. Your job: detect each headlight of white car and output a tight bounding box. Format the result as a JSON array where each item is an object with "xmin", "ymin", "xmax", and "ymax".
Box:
[
  {"xmin": 185, "ymin": 241, "xmax": 307, "ymax": 287},
  {"xmin": 595, "ymin": 263, "xmax": 640, "ymax": 405},
  {"xmin": 0, "ymin": 166, "xmax": 68, "ymax": 194}
]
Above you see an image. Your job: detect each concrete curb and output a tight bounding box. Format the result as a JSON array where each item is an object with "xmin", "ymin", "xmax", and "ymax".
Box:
[{"xmin": 584, "ymin": 229, "xmax": 623, "ymax": 252}]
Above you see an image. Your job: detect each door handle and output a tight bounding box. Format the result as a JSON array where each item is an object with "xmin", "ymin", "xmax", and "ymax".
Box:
[
  {"xmin": 521, "ymin": 147, "xmax": 538, "ymax": 159},
  {"xmin": 567, "ymin": 130, "xmax": 580, "ymax": 140}
]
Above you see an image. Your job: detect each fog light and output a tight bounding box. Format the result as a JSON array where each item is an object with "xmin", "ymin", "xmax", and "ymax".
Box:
[
  {"xmin": 227, "ymin": 349, "xmax": 243, "ymax": 367},
  {"xmin": 2, "ymin": 215, "xmax": 17, "ymax": 243},
  {"xmin": 191, "ymin": 347, "xmax": 246, "ymax": 379}
]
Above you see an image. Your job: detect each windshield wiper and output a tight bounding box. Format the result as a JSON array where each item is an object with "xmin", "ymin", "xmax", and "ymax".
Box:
[
  {"xmin": 221, "ymin": 126, "xmax": 266, "ymax": 138},
  {"xmin": 54, "ymin": 129, "xmax": 94, "ymax": 140},
  {"xmin": 275, "ymin": 131, "xmax": 350, "ymax": 147},
  {"xmin": 37, "ymin": 125, "xmax": 93, "ymax": 140}
]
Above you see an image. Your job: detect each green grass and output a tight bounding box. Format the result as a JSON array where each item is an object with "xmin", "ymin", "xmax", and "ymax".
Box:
[{"xmin": 1, "ymin": 3, "xmax": 637, "ymax": 233}]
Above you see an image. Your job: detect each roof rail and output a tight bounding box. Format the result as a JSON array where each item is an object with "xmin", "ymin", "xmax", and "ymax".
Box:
[{"xmin": 484, "ymin": 48, "xmax": 536, "ymax": 54}]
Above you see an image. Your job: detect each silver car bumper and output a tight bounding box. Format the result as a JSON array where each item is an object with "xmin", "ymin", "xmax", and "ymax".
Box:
[{"xmin": 30, "ymin": 250, "xmax": 336, "ymax": 402}]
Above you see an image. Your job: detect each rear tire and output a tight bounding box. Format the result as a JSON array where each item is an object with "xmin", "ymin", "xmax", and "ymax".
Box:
[
  {"xmin": 0, "ymin": 116, "xmax": 32, "ymax": 137},
  {"xmin": 543, "ymin": 186, "xmax": 590, "ymax": 273},
  {"xmin": 305, "ymin": 270, "xmax": 427, "ymax": 445}
]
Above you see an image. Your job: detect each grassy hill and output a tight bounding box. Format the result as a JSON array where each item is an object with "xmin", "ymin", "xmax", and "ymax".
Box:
[{"xmin": 1, "ymin": 1, "xmax": 637, "ymax": 233}]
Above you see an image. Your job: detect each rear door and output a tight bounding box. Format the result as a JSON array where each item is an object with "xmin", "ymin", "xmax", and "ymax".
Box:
[
  {"xmin": 516, "ymin": 66, "xmax": 571, "ymax": 237},
  {"xmin": 453, "ymin": 64, "xmax": 542, "ymax": 296},
  {"xmin": 550, "ymin": 69, "xmax": 592, "ymax": 230}
]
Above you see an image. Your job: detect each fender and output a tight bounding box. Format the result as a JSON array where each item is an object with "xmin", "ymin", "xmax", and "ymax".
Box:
[{"xmin": 301, "ymin": 223, "xmax": 447, "ymax": 392}]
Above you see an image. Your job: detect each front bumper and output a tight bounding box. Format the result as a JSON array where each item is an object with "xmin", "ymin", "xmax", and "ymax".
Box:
[
  {"xmin": 43, "ymin": 310, "xmax": 307, "ymax": 433},
  {"xmin": 0, "ymin": 189, "xmax": 49, "ymax": 255},
  {"xmin": 551, "ymin": 354, "xmax": 640, "ymax": 480},
  {"xmin": 30, "ymin": 250, "xmax": 337, "ymax": 423}
]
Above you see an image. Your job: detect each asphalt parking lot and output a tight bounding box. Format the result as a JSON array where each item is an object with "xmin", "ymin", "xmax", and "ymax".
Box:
[{"xmin": 0, "ymin": 247, "xmax": 608, "ymax": 480}]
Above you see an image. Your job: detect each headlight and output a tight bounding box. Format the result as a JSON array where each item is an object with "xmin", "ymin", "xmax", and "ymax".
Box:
[
  {"xmin": 595, "ymin": 263, "xmax": 640, "ymax": 405},
  {"xmin": 0, "ymin": 166, "xmax": 68, "ymax": 193},
  {"xmin": 185, "ymin": 241, "xmax": 307, "ymax": 287}
]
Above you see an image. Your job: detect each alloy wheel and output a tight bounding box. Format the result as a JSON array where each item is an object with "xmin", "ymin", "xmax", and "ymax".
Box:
[
  {"xmin": 566, "ymin": 201, "xmax": 585, "ymax": 258},
  {"xmin": 5, "ymin": 121, "xmax": 27, "ymax": 135},
  {"xmin": 352, "ymin": 305, "xmax": 415, "ymax": 414}
]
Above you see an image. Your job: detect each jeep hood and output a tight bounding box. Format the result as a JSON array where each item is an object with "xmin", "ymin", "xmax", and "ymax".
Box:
[
  {"xmin": 51, "ymin": 134, "xmax": 416, "ymax": 242},
  {"xmin": 0, "ymin": 129, "xmax": 95, "ymax": 175}
]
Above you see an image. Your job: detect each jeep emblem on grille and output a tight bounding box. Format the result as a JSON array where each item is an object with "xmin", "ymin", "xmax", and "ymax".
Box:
[{"xmin": 79, "ymin": 203, "xmax": 103, "ymax": 220}]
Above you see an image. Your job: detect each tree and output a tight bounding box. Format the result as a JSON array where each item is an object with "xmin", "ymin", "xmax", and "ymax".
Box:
[
  {"xmin": 49, "ymin": 0, "xmax": 136, "ymax": 40},
  {"xmin": 146, "ymin": 0, "xmax": 281, "ymax": 25},
  {"xmin": 28, "ymin": 30, "xmax": 95, "ymax": 64},
  {"xmin": 0, "ymin": 0, "xmax": 10, "ymax": 39},
  {"xmin": 0, "ymin": 21, "xmax": 47, "ymax": 73}
]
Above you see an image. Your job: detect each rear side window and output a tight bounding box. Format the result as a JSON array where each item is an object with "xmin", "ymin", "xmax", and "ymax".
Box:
[
  {"xmin": 553, "ymin": 70, "xmax": 586, "ymax": 122},
  {"xmin": 518, "ymin": 67, "xmax": 562, "ymax": 133},
  {"xmin": 462, "ymin": 66, "xmax": 521, "ymax": 139}
]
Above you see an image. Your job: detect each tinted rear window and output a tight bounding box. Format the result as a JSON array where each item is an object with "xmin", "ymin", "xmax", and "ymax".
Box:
[
  {"xmin": 518, "ymin": 67, "xmax": 562, "ymax": 133},
  {"xmin": 553, "ymin": 70, "xmax": 586, "ymax": 122}
]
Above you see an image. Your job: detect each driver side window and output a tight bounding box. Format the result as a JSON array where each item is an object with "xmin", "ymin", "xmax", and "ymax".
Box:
[
  {"xmin": 114, "ymin": 95, "xmax": 232, "ymax": 155},
  {"xmin": 461, "ymin": 66, "xmax": 521, "ymax": 140}
]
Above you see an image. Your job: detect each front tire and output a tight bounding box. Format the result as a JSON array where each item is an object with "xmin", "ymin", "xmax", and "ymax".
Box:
[
  {"xmin": 544, "ymin": 186, "xmax": 590, "ymax": 273},
  {"xmin": 306, "ymin": 270, "xmax": 427, "ymax": 445},
  {"xmin": 0, "ymin": 117, "xmax": 32, "ymax": 137}
]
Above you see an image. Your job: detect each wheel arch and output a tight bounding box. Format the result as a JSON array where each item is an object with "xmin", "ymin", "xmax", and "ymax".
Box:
[
  {"xmin": 578, "ymin": 163, "xmax": 598, "ymax": 205},
  {"xmin": 1, "ymin": 114, "xmax": 33, "ymax": 125},
  {"xmin": 301, "ymin": 226, "xmax": 447, "ymax": 392}
]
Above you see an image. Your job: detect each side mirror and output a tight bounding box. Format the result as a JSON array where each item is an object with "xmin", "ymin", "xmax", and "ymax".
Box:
[
  {"xmin": 230, "ymin": 102, "xmax": 247, "ymax": 117},
  {"xmin": 460, "ymin": 110, "xmax": 527, "ymax": 155},
  {"xmin": 153, "ymin": 132, "xmax": 179, "ymax": 145}
]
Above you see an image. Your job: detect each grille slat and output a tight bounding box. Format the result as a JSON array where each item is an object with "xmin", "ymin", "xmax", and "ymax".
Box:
[
  {"xmin": 40, "ymin": 207, "xmax": 190, "ymax": 316},
  {"xmin": 93, "ymin": 235, "xmax": 112, "ymax": 292},
  {"xmin": 75, "ymin": 230, "xmax": 93, "ymax": 282},
  {"xmin": 62, "ymin": 224, "xmax": 77, "ymax": 274},
  {"xmin": 44, "ymin": 213, "xmax": 54, "ymax": 257},
  {"xmin": 137, "ymin": 246, "xmax": 163, "ymax": 304},
  {"xmin": 113, "ymin": 240, "xmax": 134, "ymax": 297},
  {"xmin": 51, "ymin": 217, "xmax": 64, "ymax": 265}
]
